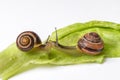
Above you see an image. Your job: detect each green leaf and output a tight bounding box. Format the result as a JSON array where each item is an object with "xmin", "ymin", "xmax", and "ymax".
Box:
[
  {"xmin": 50, "ymin": 20, "xmax": 120, "ymax": 57},
  {"xmin": 0, "ymin": 20, "xmax": 120, "ymax": 80}
]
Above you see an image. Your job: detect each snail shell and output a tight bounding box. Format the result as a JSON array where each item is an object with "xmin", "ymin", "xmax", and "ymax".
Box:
[
  {"xmin": 16, "ymin": 31, "xmax": 41, "ymax": 51},
  {"xmin": 77, "ymin": 32, "xmax": 104, "ymax": 55}
]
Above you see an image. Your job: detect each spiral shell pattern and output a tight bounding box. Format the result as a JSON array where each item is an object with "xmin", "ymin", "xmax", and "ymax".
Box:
[
  {"xmin": 77, "ymin": 32, "xmax": 104, "ymax": 55},
  {"xmin": 16, "ymin": 31, "xmax": 41, "ymax": 51}
]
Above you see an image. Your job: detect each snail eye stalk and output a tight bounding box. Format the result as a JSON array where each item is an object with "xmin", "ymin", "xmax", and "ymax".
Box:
[
  {"xmin": 45, "ymin": 35, "xmax": 50, "ymax": 44},
  {"xmin": 55, "ymin": 27, "xmax": 59, "ymax": 45}
]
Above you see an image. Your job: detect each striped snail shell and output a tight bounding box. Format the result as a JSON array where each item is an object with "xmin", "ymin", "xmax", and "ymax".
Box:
[
  {"xmin": 77, "ymin": 32, "xmax": 104, "ymax": 55},
  {"xmin": 16, "ymin": 31, "xmax": 41, "ymax": 51}
]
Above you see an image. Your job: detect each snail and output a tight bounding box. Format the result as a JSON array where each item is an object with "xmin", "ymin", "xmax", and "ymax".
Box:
[
  {"xmin": 77, "ymin": 32, "xmax": 104, "ymax": 55},
  {"xmin": 16, "ymin": 31, "xmax": 42, "ymax": 51},
  {"xmin": 16, "ymin": 28, "xmax": 75, "ymax": 52},
  {"xmin": 16, "ymin": 29, "xmax": 104, "ymax": 55}
]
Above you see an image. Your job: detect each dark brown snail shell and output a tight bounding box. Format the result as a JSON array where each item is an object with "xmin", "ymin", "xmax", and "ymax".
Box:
[
  {"xmin": 77, "ymin": 32, "xmax": 104, "ymax": 55},
  {"xmin": 16, "ymin": 31, "xmax": 41, "ymax": 51}
]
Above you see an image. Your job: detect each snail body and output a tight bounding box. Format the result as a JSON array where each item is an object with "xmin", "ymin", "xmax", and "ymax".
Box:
[{"xmin": 77, "ymin": 32, "xmax": 104, "ymax": 55}]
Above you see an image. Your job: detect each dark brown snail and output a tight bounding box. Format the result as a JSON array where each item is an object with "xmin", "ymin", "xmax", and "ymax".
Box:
[
  {"xmin": 16, "ymin": 31, "xmax": 41, "ymax": 51},
  {"xmin": 77, "ymin": 32, "xmax": 104, "ymax": 55},
  {"xmin": 16, "ymin": 28, "xmax": 75, "ymax": 52}
]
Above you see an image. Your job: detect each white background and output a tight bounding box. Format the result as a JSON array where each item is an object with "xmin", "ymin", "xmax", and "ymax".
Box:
[{"xmin": 0, "ymin": 0, "xmax": 120, "ymax": 80}]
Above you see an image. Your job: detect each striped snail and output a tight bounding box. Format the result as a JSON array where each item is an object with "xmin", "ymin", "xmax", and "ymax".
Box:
[
  {"xmin": 16, "ymin": 29, "xmax": 104, "ymax": 55},
  {"xmin": 77, "ymin": 32, "xmax": 104, "ymax": 55},
  {"xmin": 16, "ymin": 29, "xmax": 75, "ymax": 52},
  {"xmin": 16, "ymin": 31, "xmax": 41, "ymax": 51}
]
